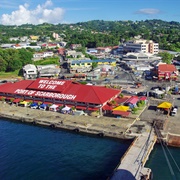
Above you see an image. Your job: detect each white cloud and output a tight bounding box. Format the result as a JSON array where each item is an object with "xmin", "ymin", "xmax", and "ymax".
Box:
[
  {"xmin": 135, "ymin": 8, "xmax": 161, "ymax": 15},
  {"xmin": 0, "ymin": 0, "xmax": 65, "ymax": 25}
]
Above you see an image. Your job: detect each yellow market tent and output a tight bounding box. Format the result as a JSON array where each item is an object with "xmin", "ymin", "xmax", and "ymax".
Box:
[
  {"xmin": 113, "ymin": 105, "xmax": 129, "ymax": 111},
  {"xmin": 19, "ymin": 101, "xmax": 29, "ymax": 106},
  {"xmin": 157, "ymin": 102, "xmax": 172, "ymax": 109}
]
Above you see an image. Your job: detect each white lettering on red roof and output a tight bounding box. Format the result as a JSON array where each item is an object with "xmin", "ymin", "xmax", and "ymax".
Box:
[
  {"xmin": 14, "ymin": 89, "xmax": 29, "ymax": 94},
  {"xmin": 14, "ymin": 89, "xmax": 76, "ymax": 100},
  {"xmin": 34, "ymin": 91, "xmax": 76, "ymax": 100},
  {"xmin": 39, "ymin": 80, "xmax": 65, "ymax": 85}
]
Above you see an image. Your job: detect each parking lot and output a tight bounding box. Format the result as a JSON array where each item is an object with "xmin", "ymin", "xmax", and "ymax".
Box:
[{"xmin": 139, "ymin": 96, "xmax": 180, "ymax": 136}]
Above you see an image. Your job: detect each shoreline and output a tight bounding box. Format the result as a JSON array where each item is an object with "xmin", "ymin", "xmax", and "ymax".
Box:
[
  {"xmin": 0, "ymin": 114, "xmax": 135, "ymax": 141},
  {"xmin": 0, "ymin": 102, "xmax": 136, "ymax": 140},
  {"xmin": 1, "ymin": 101, "xmax": 180, "ymax": 147}
]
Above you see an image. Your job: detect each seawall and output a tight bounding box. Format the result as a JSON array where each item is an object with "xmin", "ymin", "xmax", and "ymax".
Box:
[
  {"xmin": 166, "ymin": 133, "xmax": 180, "ymax": 147},
  {"xmin": 1, "ymin": 102, "xmax": 180, "ymax": 147},
  {"xmin": 0, "ymin": 102, "xmax": 135, "ymax": 140}
]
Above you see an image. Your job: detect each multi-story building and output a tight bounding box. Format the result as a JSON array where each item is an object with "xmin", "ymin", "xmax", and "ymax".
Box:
[
  {"xmin": 23, "ymin": 64, "xmax": 38, "ymax": 79},
  {"xmin": 123, "ymin": 39, "xmax": 159, "ymax": 54},
  {"xmin": 52, "ymin": 32, "xmax": 59, "ymax": 39}
]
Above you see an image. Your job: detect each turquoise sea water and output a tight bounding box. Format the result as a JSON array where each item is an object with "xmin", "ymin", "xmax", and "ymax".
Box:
[
  {"xmin": 146, "ymin": 144, "xmax": 180, "ymax": 180},
  {"xmin": 0, "ymin": 118, "xmax": 131, "ymax": 180}
]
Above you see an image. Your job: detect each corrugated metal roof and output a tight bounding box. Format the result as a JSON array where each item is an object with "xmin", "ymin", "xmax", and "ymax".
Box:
[
  {"xmin": 70, "ymin": 59, "xmax": 116, "ymax": 64},
  {"xmin": 0, "ymin": 80, "xmax": 34, "ymax": 94}
]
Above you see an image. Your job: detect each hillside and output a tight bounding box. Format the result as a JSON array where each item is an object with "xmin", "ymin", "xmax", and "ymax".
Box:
[{"xmin": 0, "ymin": 19, "xmax": 180, "ymax": 51}]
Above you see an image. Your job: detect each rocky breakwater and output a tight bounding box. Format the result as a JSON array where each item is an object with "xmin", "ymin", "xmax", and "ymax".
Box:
[{"xmin": 0, "ymin": 102, "xmax": 136, "ymax": 140}]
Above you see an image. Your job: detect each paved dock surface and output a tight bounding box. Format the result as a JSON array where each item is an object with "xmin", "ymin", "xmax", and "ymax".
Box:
[
  {"xmin": 0, "ymin": 101, "xmax": 138, "ymax": 139},
  {"xmin": 111, "ymin": 126, "xmax": 157, "ymax": 180}
]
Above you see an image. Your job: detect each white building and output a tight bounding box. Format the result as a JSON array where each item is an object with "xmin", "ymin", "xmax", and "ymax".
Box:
[
  {"xmin": 23, "ymin": 64, "xmax": 38, "ymax": 79},
  {"xmin": 33, "ymin": 51, "xmax": 54, "ymax": 60},
  {"xmin": 52, "ymin": 32, "xmax": 59, "ymax": 39},
  {"xmin": 66, "ymin": 50, "xmax": 85, "ymax": 58},
  {"xmin": 122, "ymin": 52, "xmax": 161, "ymax": 61},
  {"xmin": 123, "ymin": 39, "xmax": 159, "ymax": 54},
  {"xmin": 37, "ymin": 64, "xmax": 60, "ymax": 77},
  {"xmin": 43, "ymin": 51, "xmax": 54, "ymax": 58},
  {"xmin": 9, "ymin": 37, "xmax": 19, "ymax": 41}
]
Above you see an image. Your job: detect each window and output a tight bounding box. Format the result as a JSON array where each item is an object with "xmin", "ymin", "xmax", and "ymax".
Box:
[{"xmin": 28, "ymin": 70, "xmax": 35, "ymax": 73}]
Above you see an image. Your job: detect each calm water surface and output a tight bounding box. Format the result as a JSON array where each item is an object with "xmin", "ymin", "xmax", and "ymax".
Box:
[
  {"xmin": 1, "ymin": 118, "xmax": 180, "ymax": 180},
  {"xmin": 0, "ymin": 118, "xmax": 131, "ymax": 180},
  {"xmin": 146, "ymin": 143, "xmax": 180, "ymax": 180}
]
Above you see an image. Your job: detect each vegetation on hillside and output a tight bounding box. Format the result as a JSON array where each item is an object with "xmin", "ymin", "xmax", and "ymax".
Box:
[
  {"xmin": 0, "ymin": 48, "xmax": 33, "ymax": 72},
  {"xmin": 0, "ymin": 19, "xmax": 180, "ymax": 51},
  {"xmin": 0, "ymin": 19, "xmax": 180, "ymax": 78},
  {"xmin": 33, "ymin": 57, "xmax": 59, "ymax": 66}
]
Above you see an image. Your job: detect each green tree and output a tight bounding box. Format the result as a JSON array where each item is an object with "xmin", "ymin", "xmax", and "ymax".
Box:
[
  {"xmin": 0, "ymin": 58, "xmax": 7, "ymax": 71},
  {"xmin": 18, "ymin": 49, "xmax": 33, "ymax": 66},
  {"xmin": 4, "ymin": 49, "xmax": 21, "ymax": 71},
  {"xmin": 92, "ymin": 62, "xmax": 98, "ymax": 70},
  {"xmin": 7, "ymin": 59, "xmax": 22, "ymax": 71},
  {"xmin": 158, "ymin": 52, "xmax": 174, "ymax": 64},
  {"xmin": 29, "ymin": 42, "xmax": 37, "ymax": 46}
]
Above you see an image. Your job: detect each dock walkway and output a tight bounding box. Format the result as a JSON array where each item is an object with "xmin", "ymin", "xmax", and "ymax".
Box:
[{"xmin": 111, "ymin": 127, "xmax": 157, "ymax": 180}]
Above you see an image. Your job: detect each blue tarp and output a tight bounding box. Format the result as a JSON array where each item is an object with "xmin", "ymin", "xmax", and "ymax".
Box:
[
  {"xmin": 175, "ymin": 86, "xmax": 179, "ymax": 93},
  {"xmin": 39, "ymin": 104, "xmax": 47, "ymax": 109},
  {"xmin": 31, "ymin": 102, "xmax": 38, "ymax": 107}
]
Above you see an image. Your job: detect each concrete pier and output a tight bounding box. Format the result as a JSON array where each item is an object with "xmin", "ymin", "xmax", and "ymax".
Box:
[
  {"xmin": 111, "ymin": 127, "xmax": 157, "ymax": 180},
  {"xmin": 0, "ymin": 101, "xmax": 136, "ymax": 140}
]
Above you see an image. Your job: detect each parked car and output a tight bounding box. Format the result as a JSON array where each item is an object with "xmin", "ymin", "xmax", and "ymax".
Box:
[
  {"xmin": 114, "ymin": 75, "xmax": 119, "ymax": 79},
  {"xmin": 170, "ymin": 106, "xmax": 178, "ymax": 116},
  {"xmin": 121, "ymin": 90, "xmax": 131, "ymax": 94},
  {"xmin": 148, "ymin": 91, "xmax": 155, "ymax": 97},
  {"xmin": 145, "ymin": 76, "xmax": 152, "ymax": 80},
  {"xmin": 137, "ymin": 91, "xmax": 147, "ymax": 96},
  {"xmin": 104, "ymin": 78, "xmax": 110, "ymax": 82},
  {"xmin": 151, "ymin": 86, "xmax": 165, "ymax": 91},
  {"xmin": 121, "ymin": 90, "xmax": 137, "ymax": 95}
]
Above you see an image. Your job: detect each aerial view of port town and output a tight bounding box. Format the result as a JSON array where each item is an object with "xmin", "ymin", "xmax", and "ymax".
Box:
[{"xmin": 0, "ymin": 0, "xmax": 180, "ymax": 180}]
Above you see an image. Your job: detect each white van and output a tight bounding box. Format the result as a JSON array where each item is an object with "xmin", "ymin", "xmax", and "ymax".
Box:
[{"xmin": 170, "ymin": 106, "xmax": 178, "ymax": 116}]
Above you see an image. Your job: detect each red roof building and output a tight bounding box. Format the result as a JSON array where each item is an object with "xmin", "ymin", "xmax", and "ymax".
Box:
[
  {"xmin": 139, "ymin": 96, "xmax": 147, "ymax": 101},
  {"xmin": 0, "ymin": 78, "xmax": 120, "ymax": 112},
  {"xmin": 112, "ymin": 110, "xmax": 130, "ymax": 117},
  {"xmin": 158, "ymin": 64, "xmax": 178, "ymax": 81},
  {"xmin": 125, "ymin": 96, "xmax": 139, "ymax": 105},
  {"xmin": 58, "ymin": 48, "xmax": 66, "ymax": 55}
]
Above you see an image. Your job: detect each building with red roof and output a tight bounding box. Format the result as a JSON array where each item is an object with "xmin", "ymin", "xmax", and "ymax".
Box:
[
  {"xmin": 0, "ymin": 78, "xmax": 120, "ymax": 113},
  {"xmin": 124, "ymin": 96, "xmax": 139, "ymax": 108},
  {"xmin": 58, "ymin": 48, "xmax": 66, "ymax": 56},
  {"xmin": 158, "ymin": 64, "xmax": 178, "ymax": 81}
]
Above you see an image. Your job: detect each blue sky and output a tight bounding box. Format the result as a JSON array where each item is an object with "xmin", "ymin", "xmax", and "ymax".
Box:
[{"xmin": 0, "ymin": 0, "xmax": 179, "ymax": 25}]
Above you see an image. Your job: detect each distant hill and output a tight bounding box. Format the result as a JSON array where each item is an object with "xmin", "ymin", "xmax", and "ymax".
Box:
[{"xmin": 0, "ymin": 19, "xmax": 179, "ymax": 51}]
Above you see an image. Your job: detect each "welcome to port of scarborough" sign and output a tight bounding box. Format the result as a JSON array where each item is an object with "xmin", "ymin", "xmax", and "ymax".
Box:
[{"xmin": 14, "ymin": 89, "xmax": 77, "ymax": 100}]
